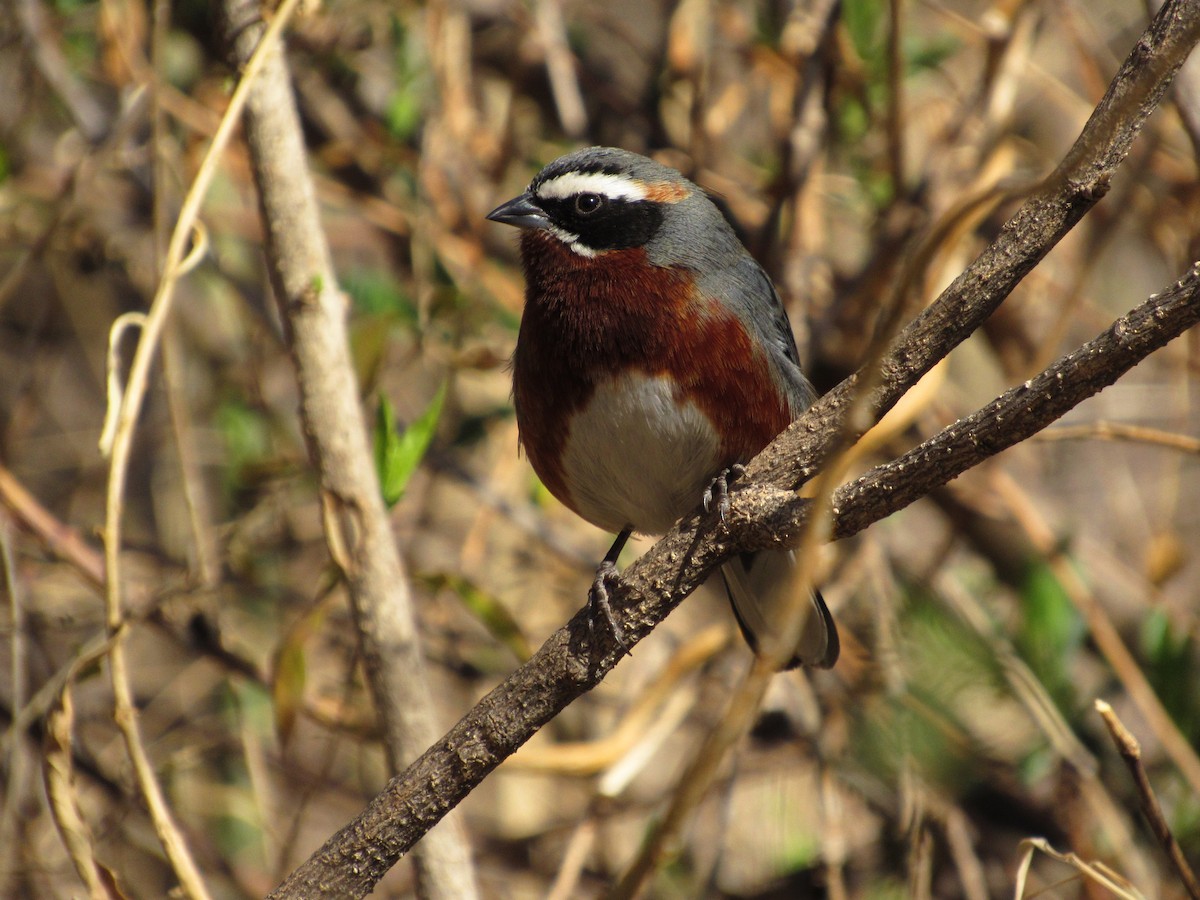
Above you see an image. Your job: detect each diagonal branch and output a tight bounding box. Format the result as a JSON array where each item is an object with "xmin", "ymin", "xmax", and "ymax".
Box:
[
  {"xmin": 747, "ymin": 0, "xmax": 1200, "ymax": 492},
  {"xmin": 269, "ymin": 260, "xmax": 1200, "ymax": 899},
  {"xmin": 268, "ymin": 2, "xmax": 1200, "ymax": 896},
  {"xmin": 742, "ymin": 263, "xmax": 1200, "ymax": 547}
]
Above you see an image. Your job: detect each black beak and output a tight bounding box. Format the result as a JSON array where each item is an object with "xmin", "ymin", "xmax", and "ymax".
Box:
[{"xmin": 486, "ymin": 192, "xmax": 549, "ymax": 230}]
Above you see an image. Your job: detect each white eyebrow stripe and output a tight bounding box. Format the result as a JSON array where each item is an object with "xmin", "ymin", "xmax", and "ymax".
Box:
[{"xmin": 535, "ymin": 171, "xmax": 648, "ymax": 202}]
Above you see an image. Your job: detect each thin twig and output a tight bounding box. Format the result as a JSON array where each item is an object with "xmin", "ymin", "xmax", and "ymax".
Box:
[
  {"xmin": 506, "ymin": 625, "xmax": 727, "ymax": 775},
  {"xmin": 99, "ymin": 2, "xmax": 304, "ymax": 897},
  {"xmin": 535, "ymin": 0, "xmax": 587, "ymax": 136},
  {"xmin": 1034, "ymin": 421, "xmax": 1200, "ymax": 454},
  {"xmin": 0, "ymin": 87, "xmax": 150, "ymax": 315},
  {"xmin": 267, "ymin": 3, "xmax": 1200, "ymax": 892},
  {"xmin": 270, "ymin": 253, "xmax": 1200, "ymax": 899},
  {"xmin": 13, "ymin": 0, "xmax": 109, "ymax": 143},
  {"xmin": 545, "ymin": 816, "xmax": 597, "ymax": 900},
  {"xmin": 886, "ymin": 0, "xmax": 906, "ymax": 192},
  {"xmin": 0, "ymin": 462, "xmax": 105, "ymax": 587},
  {"xmin": 42, "ymin": 638, "xmax": 126, "ymax": 900},
  {"xmin": 0, "ymin": 517, "xmax": 31, "ymax": 892},
  {"xmin": 1095, "ymin": 700, "xmax": 1200, "ymax": 900},
  {"xmin": 991, "ymin": 471, "xmax": 1200, "ymax": 797},
  {"xmin": 820, "ymin": 765, "xmax": 850, "ymax": 900},
  {"xmin": 942, "ymin": 806, "xmax": 989, "ymax": 900},
  {"xmin": 935, "ymin": 571, "xmax": 1156, "ymax": 885},
  {"xmin": 151, "ymin": 0, "xmax": 220, "ymax": 589},
  {"xmin": 608, "ymin": 653, "xmax": 778, "ymax": 900}
]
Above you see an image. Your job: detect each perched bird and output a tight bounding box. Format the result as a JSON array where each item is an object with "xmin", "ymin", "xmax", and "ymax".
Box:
[{"xmin": 487, "ymin": 146, "xmax": 838, "ymax": 669}]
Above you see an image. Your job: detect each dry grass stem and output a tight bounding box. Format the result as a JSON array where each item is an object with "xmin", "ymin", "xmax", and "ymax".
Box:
[
  {"xmin": 1013, "ymin": 837, "xmax": 1145, "ymax": 900},
  {"xmin": 994, "ymin": 472, "xmax": 1200, "ymax": 796},
  {"xmin": 43, "ymin": 690, "xmax": 115, "ymax": 900},
  {"xmin": 98, "ymin": 2, "xmax": 305, "ymax": 896},
  {"xmin": 607, "ymin": 655, "xmax": 780, "ymax": 900},
  {"xmin": 5, "ymin": 0, "xmax": 1200, "ymax": 895},
  {"xmin": 1035, "ymin": 421, "xmax": 1200, "ymax": 454},
  {"xmin": 1096, "ymin": 699, "xmax": 1200, "ymax": 900},
  {"xmin": 0, "ymin": 520, "xmax": 30, "ymax": 891}
]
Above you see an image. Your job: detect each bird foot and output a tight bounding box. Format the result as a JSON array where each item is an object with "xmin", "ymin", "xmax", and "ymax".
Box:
[
  {"xmin": 588, "ymin": 559, "xmax": 631, "ymax": 659},
  {"xmin": 702, "ymin": 464, "xmax": 746, "ymax": 523}
]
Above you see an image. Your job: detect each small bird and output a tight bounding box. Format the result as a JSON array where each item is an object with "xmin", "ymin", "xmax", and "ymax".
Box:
[{"xmin": 487, "ymin": 146, "xmax": 838, "ymax": 669}]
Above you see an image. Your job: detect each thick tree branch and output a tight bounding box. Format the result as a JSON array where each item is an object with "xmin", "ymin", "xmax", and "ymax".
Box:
[
  {"xmin": 270, "ymin": 262, "xmax": 1200, "ymax": 899},
  {"xmin": 268, "ymin": 1, "xmax": 1200, "ymax": 896},
  {"xmin": 737, "ymin": 262, "xmax": 1200, "ymax": 545},
  {"xmin": 746, "ymin": 0, "xmax": 1200, "ymax": 491}
]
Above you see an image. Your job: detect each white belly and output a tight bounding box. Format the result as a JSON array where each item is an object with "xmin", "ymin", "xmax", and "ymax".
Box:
[{"xmin": 562, "ymin": 372, "xmax": 722, "ymax": 535}]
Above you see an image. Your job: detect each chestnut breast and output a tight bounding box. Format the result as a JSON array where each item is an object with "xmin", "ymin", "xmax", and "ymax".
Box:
[{"xmin": 512, "ymin": 230, "xmax": 794, "ymax": 535}]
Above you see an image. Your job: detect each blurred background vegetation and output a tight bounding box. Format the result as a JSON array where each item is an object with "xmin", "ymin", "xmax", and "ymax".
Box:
[{"xmin": 2, "ymin": 0, "xmax": 1199, "ymax": 897}]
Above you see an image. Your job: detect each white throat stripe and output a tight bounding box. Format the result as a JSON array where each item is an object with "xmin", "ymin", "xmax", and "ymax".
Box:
[
  {"xmin": 536, "ymin": 172, "xmax": 648, "ymax": 202},
  {"xmin": 546, "ymin": 224, "xmax": 597, "ymax": 257}
]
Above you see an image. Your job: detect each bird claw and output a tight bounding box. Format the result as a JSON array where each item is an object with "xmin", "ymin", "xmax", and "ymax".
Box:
[
  {"xmin": 702, "ymin": 464, "xmax": 746, "ymax": 523},
  {"xmin": 588, "ymin": 560, "xmax": 631, "ymax": 659}
]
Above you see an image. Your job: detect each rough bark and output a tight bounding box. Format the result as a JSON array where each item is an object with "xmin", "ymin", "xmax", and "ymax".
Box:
[{"xmin": 268, "ymin": 2, "xmax": 1200, "ymax": 896}]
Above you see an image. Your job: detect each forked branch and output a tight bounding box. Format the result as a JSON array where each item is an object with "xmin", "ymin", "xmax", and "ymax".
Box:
[{"xmin": 268, "ymin": 2, "xmax": 1200, "ymax": 897}]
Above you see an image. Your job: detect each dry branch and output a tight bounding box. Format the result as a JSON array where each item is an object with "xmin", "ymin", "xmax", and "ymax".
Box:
[
  {"xmin": 268, "ymin": 2, "xmax": 1200, "ymax": 896},
  {"xmin": 271, "ymin": 257, "xmax": 1200, "ymax": 899},
  {"xmin": 96, "ymin": 1, "xmax": 307, "ymax": 894},
  {"xmin": 220, "ymin": 1, "xmax": 479, "ymax": 898},
  {"xmin": 1096, "ymin": 700, "xmax": 1200, "ymax": 900}
]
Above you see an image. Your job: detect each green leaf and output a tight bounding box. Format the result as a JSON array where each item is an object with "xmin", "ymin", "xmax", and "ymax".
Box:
[
  {"xmin": 434, "ymin": 573, "xmax": 531, "ymax": 663},
  {"xmin": 271, "ymin": 626, "xmax": 308, "ymax": 745},
  {"xmin": 385, "ymin": 16, "xmax": 430, "ymax": 141},
  {"xmin": 842, "ymin": 0, "xmax": 886, "ymax": 62},
  {"xmin": 271, "ymin": 597, "xmax": 332, "ymax": 746},
  {"xmin": 386, "ymin": 90, "xmax": 423, "ymax": 141},
  {"xmin": 344, "ymin": 269, "xmax": 418, "ymax": 322},
  {"xmin": 1141, "ymin": 609, "xmax": 1200, "ymax": 743},
  {"xmin": 1016, "ymin": 561, "xmax": 1084, "ymax": 710},
  {"xmin": 216, "ymin": 398, "xmax": 272, "ymax": 493},
  {"xmin": 374, "ymin": 383, "xmax": 446, "ymax": 507}
]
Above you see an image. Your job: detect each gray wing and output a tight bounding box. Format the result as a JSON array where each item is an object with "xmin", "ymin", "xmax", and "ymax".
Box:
[
  {"xmin": 657, "ymin": 193, "xmax": 814, "ymax": 403},
  {"xmin": 699, "ymin": 255, "xmax": 818, "ymax": 415},
  {"xmin": 692, "ymin": 234, "xmax": 835, "ymax": 668}
]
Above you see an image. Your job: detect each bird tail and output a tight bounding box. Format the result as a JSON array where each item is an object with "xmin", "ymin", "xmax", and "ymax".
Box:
[{"xmin": 720, "ymin": 550, "xmax": 839, "ymax": 670}]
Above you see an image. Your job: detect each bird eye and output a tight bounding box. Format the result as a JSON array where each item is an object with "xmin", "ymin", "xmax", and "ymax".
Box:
[{"xmin": 574, "ymin": 193, "xmax": 603, "ymax": 215}]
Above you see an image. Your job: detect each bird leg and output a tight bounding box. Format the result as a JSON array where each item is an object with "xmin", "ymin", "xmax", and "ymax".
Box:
[
  {"xmin": 589, "ymin": 527, "xmax": 632, "ymax": 658},
  {"xmin": 702, "ymin": 463, "xmax": 746, "ymax": 523}
]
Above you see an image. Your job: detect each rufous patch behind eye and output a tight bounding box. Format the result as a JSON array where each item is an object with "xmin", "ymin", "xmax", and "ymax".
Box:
[
  {"xmin": 643, "ymin": 182, "xmax": 692, "ymax": 203},
  {"xmin": 536, "ymin": 172, "xmax": 649, "ymax": 202}
]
